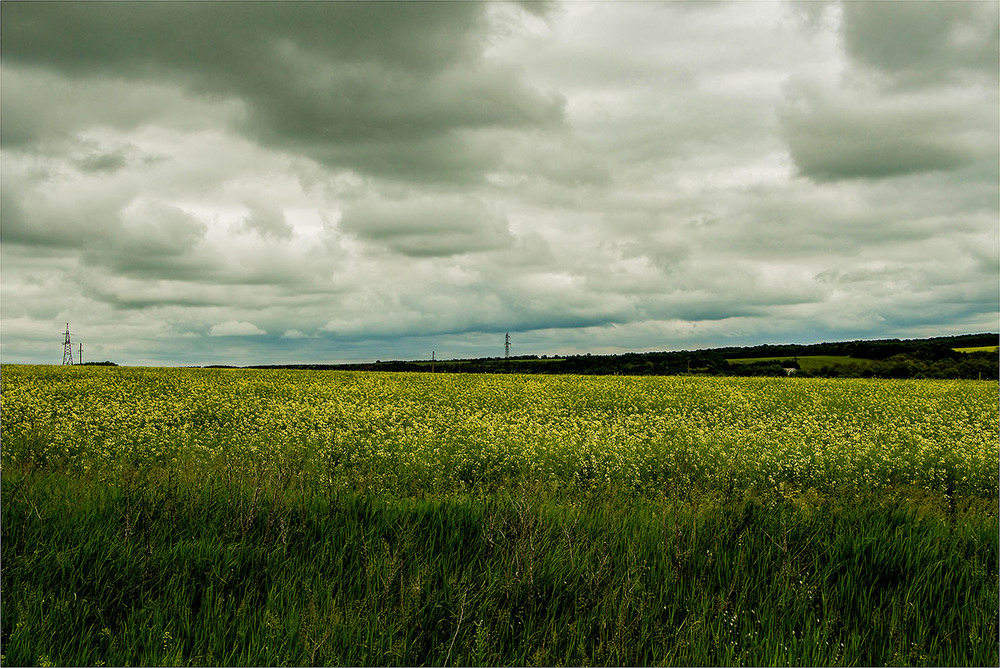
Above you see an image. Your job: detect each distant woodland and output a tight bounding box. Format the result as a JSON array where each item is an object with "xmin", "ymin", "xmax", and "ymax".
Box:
[{"xmin": 245, "ymin": 333, "xmax": 999, "ymax": 380}]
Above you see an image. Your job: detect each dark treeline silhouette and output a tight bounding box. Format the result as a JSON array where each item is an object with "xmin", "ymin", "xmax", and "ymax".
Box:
[
  {"xmin": 710, "ymin": 333, "xmax": 998, "ymax": 361},
  {"xmin": 803, "ymin": 351, "xmax": 998, "ymax": 380},
  {"xmin": 243, "ymin": 333, "xmax": 998, "ymax": 380}
]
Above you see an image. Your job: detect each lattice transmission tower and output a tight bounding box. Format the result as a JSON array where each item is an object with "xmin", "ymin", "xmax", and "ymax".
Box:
[
  {"xmin": 504, "ymin": 332, "xmax": 511, "ymax": 358},
  {"xmin": 62, "ymin": 323, "xmax": 74, "ymax": 365}
]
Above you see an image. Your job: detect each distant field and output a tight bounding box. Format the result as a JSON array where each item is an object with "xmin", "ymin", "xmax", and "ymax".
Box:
[
  {"xmin": 727, "ymin": 355, "xmax": 874, "ymax": 372},
  {"xmin": 955, "ymin": 346, "xmax": 999, "ymax": 353}
]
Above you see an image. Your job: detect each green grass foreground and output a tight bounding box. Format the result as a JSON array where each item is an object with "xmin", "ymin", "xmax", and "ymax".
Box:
[
  {"xmin": 1, "ymin": 366, "xmax": 998, "ymax": 666},
  {"xmin": 3, "ymin": 470, "xmax": 997, "ymax": 667}
]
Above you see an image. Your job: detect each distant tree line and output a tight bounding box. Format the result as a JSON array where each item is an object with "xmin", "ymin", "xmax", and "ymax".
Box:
[
  {"xmin": 245, "ymin": 333, "xmax": 998, "ymax": 380},
  {"xmin": 710, "ymin": 333, "xmax": 998, "ymax": 361}
]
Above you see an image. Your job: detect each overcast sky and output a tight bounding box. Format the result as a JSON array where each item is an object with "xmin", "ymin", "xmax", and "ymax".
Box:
[{"xmin": 2, "ymin": 0, "xmax": 997, "ymax": 366}]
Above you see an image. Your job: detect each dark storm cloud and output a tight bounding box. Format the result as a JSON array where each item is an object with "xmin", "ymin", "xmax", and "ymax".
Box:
[
  {"xmin": 75, "ymin": 149, "xmax": 128, "ymax": 174},
  {"xmin": 511, "ymin": 0, "xmax": 557, "ymax": 18},
  {"xmin": 3, "ymin": 155, "xmax": 173, "ymax": 244},
  {"xmin": 780, "ymin": 0, "xmax": 998, "ymax": 183},
  {"xmin": 780, "ymin": 88, "xmax": 979, "ymax": 181},
  {"xmin": 339, "ymin": 197, "xmax": 514, "ymax": 258},
  {"xmin": 841, "ymin": 1, "xmax": 999, "ymax": 88},
  {"xmin": 82, "ymin": 201, "xmax": 208, "ymax": 277},
  {"xmin": 315, "ymin": 131, "xmax": 510, "ymax": 186},
  {"xmin": 237, "ymin": 201, "xmax": 293, "ymax": 241},
  {"xmin": 1, "ymin": 1, "xmax": 564, "ymax": 183},
  {"xmin": 2, "ymin": 2, "xmax": 480, "ymax": 79},
  {"xmin": 0, "ymin": 66, "xmax": 238, "ymax": 150},
  {"xmin": 322, "ymin": 293, "xmax": 626, "ymax": 343},
  {"xmin": 0, "ymin": 161, "xmax": 208, "ymax": 279},
  {"xmin": 0, "ymin": 168, "xmax": 114, "ymax": 250},
  {"xmin": 90, "ymin": 289, "xmax": 224, "ymax": 312}
]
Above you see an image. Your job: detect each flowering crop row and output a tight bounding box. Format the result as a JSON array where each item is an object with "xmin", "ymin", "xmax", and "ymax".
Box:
[{"xmin": 2, "ymin": 365, "xmax": 997, "ymax": 498}]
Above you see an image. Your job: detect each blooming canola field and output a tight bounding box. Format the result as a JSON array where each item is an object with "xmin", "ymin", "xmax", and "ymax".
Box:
[{"xmin": 3, "ymin": 365, "xmax": 997, "ymax": 501}]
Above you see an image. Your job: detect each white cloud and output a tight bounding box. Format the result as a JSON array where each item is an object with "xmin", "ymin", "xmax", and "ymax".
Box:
[{"xmin": 209, "ymin": 321, "xmax": 266, "ymax": 337}]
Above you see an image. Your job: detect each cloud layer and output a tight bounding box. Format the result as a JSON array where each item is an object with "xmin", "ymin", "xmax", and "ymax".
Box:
[{"xmin": 2, "ymin": 1, "xmax": 996, "ymax": 365}]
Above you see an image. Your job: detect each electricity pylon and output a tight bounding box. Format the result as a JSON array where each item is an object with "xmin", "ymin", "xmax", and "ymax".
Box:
[{"xmin": 62, "ymin": 323, "xmax": 74, "ymax": 365}]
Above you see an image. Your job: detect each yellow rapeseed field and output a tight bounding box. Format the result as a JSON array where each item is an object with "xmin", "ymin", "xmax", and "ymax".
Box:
[{"xmin": 2, "ymin": 365, "xmax": 997, "ymax": 498}]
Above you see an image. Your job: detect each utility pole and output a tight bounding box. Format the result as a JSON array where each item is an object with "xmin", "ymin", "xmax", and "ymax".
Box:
[
  {"xmin": 79, "ymin": 343, "xmax": 83, "ymax": 365},
  {"xmin": 62, "ymin": 323, "xmax": 74, "ymax": 365}
]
